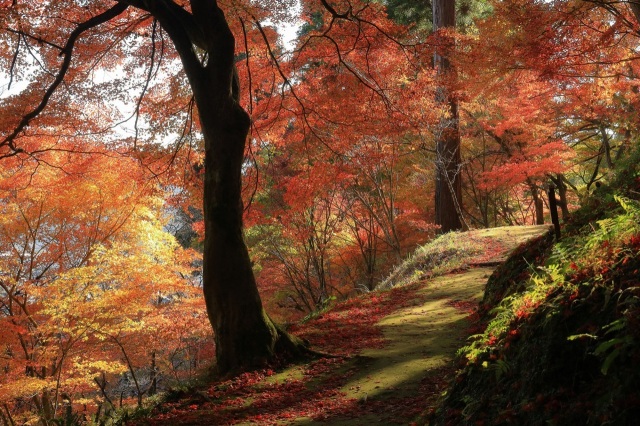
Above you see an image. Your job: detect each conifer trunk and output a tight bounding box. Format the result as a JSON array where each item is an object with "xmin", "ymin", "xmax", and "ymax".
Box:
[{"xmin": 433, "ymin": 0, "xmax": 463, "ymax": 232}]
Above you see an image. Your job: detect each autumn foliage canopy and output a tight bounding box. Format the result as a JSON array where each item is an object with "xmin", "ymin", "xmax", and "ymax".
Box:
[{"xmin": 1, "ymin": 0, "xmax": 640, "ymax": 422}]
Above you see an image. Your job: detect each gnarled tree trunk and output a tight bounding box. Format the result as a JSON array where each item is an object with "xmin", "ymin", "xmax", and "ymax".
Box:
[{"xmin": 124, "ymin": 0, "xmax": 307, "ymax": 375}]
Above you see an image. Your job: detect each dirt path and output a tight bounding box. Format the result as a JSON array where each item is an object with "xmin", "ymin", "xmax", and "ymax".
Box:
[{"xmin": 293, "ymin": 225, "xmax": 551, "ymax": 425}]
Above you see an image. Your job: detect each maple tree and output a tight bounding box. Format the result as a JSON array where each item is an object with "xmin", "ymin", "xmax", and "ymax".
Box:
[
  {"xmin": 460, "ymin": 71, "xmax": 571, "ymax": 225},
  {"xmin": 246, "ymin": 134, "xmax": 434, "ymax": 317},
  {"xmin": 0, "ymin": 0, "xmax": 310, "ymax": 376},
  {"xmin": 248, "ymin": 164, "xmax": 348, "ymax": 314},
  {"xmin": 0, "ymin": 151, "xmax": 207, "ymax": 423}
]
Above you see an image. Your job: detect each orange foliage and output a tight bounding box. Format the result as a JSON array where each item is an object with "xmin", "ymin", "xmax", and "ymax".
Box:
[{"xmin": 0, "ymin": 150, "xmax": 210, "ymax": 422}]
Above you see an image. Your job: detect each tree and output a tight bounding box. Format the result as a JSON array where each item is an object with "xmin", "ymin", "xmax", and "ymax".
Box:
[
  {"xmin": 461, "ymin": 72, "xmax": 571, "ymax": 225},
  {"xmin": 129, "ymin": 1, "xmax": 309, "ymax": 374},
  {"xmin": 1, "ymin": 0, "xmax": 426, "ymax": 375},
  {"xmin": 250, "ymin": 162, "xmax": 347, "ymax": 315},
  {"xmin": 0, "ymin": 151, "xmax": 207, "ymax": 422},
  {"xmin": 433, "ymin": 0, "xmax": 463, "ymax": 232},
  {"xmin": 0, "ymin": 0, "xmax": 308, "ymax": 376}
]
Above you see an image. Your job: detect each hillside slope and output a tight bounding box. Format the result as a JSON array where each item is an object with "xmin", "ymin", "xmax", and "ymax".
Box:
[{"xmin": 432, "ymin": 177, "xmax": 640, "ymax": 425}]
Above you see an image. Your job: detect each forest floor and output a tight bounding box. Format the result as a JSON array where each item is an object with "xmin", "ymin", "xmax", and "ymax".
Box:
[{"xmin": 136, "ymin": 225, "xmax": 550, "ymax": 425}]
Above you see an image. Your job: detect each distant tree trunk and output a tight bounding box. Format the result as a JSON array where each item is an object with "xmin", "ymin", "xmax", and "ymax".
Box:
[
  {"xmin": 549, "ymin": 174, "xmax": 571, "ymax": 219},
  {"xmin": 124, "ymin": 0, "xmax": 307, "ymax": 375},
  {"xmin": 534, "ymin": 194, "xmax": 544, "ymax": 225},
  {"xmin": 149, "ymin": 352, "xmax": 157, "ymax": 396},
  {"xmin": 433, "ymin": 0, "xmax": 463, "ymax": 232},
  {"xmin": 527, "ymin": 179, "xmax": 544, "ymax": 225},
  {"xmin": 548, "ymin": 185, "xmax": 561, "ymax": 240},
  {"xmin": 557, "ymin": 183, "xmax": 570, "ymax": 219}
]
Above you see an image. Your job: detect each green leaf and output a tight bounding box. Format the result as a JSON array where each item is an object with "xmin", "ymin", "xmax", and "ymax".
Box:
[
  {"xmin": 594, "ymin": 337, "xmax": 623, "ymax": 356},
  {"xmin": 601, "ymin": 348, "xmax": 621, "ymax": 375},
  {"xmin": 567, "ymin": 333, "xmax": 597, "ymax": 341},
  {"xmin": 602, "ymin": 318, "xmax": 626, "ymax": 335}
]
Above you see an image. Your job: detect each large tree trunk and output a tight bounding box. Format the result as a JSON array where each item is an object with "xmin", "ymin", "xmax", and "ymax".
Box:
[
  {"xmin": 202, "ymin": 117, "xmax": 307, "ymax": 372},
  {"xmin": 200, "ymin": 85, "xmax": 284, "ymax": 374},
  {"xmin": 195, "ymin": 10, "xmax": 307, "ymax": 376},
  {"xmin": 127, "ymin": 0, "xmax": 307, "ymax": 375},
  {"xmin": 433, "ymin": 0, "xmax": 463, "ymax": 232}
]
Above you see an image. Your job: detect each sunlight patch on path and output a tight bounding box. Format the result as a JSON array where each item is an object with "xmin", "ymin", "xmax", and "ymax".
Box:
[{"xmin": 340, "ymin": 267, "xmax": 494, "ymax": 402}]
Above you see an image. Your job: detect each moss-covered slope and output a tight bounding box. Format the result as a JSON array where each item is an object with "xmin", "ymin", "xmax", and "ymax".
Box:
[{"xmin": 432, "ymin": 174, "xmax": 640, "ymax": 425}]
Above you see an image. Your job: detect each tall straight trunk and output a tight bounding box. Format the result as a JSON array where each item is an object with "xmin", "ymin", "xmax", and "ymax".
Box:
[
  {"xmin": 124, "ymin": 0, "xmax": 307, "ymax": 375},
  {"xmin": 549, "ymin": 174, "xmax": 570, "ymax": 219},
  {"xmin": 433, "ymin": 0, "xmax": 463, "ymax": 232},
  {"xmin": 557, "ymin": 182, "xmax": 570, "ymax": 219}
]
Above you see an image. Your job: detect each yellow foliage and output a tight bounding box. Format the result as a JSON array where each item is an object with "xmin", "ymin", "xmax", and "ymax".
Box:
[{"xmin": 0, "ymin": 153, "xmax": 210, "ymax": 416}]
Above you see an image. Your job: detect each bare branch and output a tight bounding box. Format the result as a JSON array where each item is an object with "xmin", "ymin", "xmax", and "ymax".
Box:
[
  {"xmin": 4, "ymin": 27, "xmax": 64, "ymax": 51},
  {"xmin": 132, "ymin": 19, "xmax": 159, "ymax": 148},
  {"xmin": 319, "ymin": 0, "xmax": 351, "ymax": 19},
  {"xmin": 239, "ymin": 17, "xmax": 253, "ymax": 115},
  {"xmin": 7, "ymin": 33, "xmax": 20, "ymax": 90}
]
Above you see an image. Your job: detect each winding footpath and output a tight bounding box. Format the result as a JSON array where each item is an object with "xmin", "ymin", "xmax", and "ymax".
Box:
[{"xmin": 306, "ymin": 225, "xmax": 551, "ymax": 425}]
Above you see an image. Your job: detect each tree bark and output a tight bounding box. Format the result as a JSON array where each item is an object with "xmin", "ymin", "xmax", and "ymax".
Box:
[
  {"xmin": 122, "ymin": 0, "xmax": 308, "ymax": 375},
  {"xmin": 549, "ymin": 174, "xmax": 571, "ymax": 219},
  {"xmin": 433, "ymin": 0, "xmax": 463, "ymax": 233},
  {"xmin": 548, "ymin": 185, "xmax": 561, "ymax": 240}
]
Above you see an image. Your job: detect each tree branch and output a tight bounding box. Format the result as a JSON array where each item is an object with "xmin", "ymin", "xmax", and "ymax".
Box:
[
  {"xmin": 1, "ymin": 3, "xmax": 129, "ymax": 156},
  {"xmin": 117, "ymin": 0, "xmax": 205, "ymax": 86}
]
